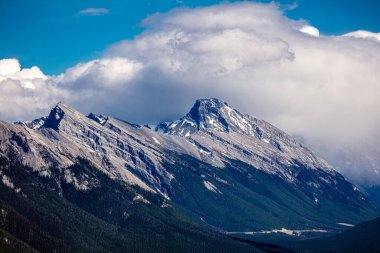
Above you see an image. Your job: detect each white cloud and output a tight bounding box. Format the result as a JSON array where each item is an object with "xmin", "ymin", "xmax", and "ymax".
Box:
[
  {"xmin": 299, "ymin": 25, "xmax": 320, "ymax": 37},
  {"xmin": 0, "ymin": 57, "xmax": 143, "ymax": 122},
  {"xmin": 0, "ymin": 58, "xmax": 20, "ymax": 76},
  {"xmin": 0, "ymin": 59, "xmax": 64, "ymax": 121},
  {"xmin": 0, "ymin": 58, "xmax": 47, "ymax": 88},
  {"xmin": 56, "ymin": 58, "xmax": 142, "ymax": 87},
  {"xmin": 1, "ymin": 2, "xmax": 380, "ymax": 186},
  {"xmin": 343, "ymin": 30, "xmax": 380, "ymax": 42},
  {"xmin": 79, "ymin": 8, "xmax": 109, "ymax": 16}
]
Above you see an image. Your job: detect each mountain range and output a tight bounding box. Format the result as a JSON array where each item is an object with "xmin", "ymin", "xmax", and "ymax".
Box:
[{"xmin": 0, "ymin": 98, "xmax": 378, "ymax": 252}]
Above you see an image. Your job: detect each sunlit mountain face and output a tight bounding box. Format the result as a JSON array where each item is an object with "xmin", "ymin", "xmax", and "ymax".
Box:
[
  {"xmin": 1, "ymin": 1, "xmax": 380, "ymax": 252},
  {"xmin": 0, "ymin": 99, "xmax": 378, "ymax": 252}
]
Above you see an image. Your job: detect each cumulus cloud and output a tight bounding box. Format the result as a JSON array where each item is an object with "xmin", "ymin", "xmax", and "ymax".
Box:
[
  {"xmin": 0, "ymin": 58, "xmax": 47, "ymax": 89},
  {"xmin": 53, "ymin": 58, "xmax": 144, "ymax": 112},
  {"xmin": 56, "ymin": 58, "xmax": 142, "ymax": 87},
  {"xmin": 79, "ymin": 8, "xmax": 109, "ymax": 16},
  {"xmin": 1, "ymin": 2, "xmax": 380, "ymax": 186},
  {"xmin": 0, "ymin": 59, "xmax": 63, "ymax": 121},
  {"xmin": 343, "ymin": 30, "xmax": 380, "ymax": 42},
  {"xmin": 0, "ymin": 58, "xmax": 20, "ymax": 76},
  {"xmin": 299, "ymin": 25, "xmax": 320, "ymax": 37}
]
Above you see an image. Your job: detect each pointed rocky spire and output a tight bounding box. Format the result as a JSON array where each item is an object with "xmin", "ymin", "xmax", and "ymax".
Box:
[
  {"xmin": 24, "ymin": 102, "xmax": 84, "ymax": 131},
  {"xmin": 43, "ymin": 102, "xmax": 66, "ymax": 130},
  {"xmin": 157, "ymin": 98, "xmax": 256, "ymax": 136},
  {"xmin": 188, "ymin": 98, "xmax": 231, "ymax": 132}
]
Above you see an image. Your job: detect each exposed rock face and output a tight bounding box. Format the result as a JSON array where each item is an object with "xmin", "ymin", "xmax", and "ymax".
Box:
[
  {"xmin": 88, "ymin": 113, "xmax": 108, "ymax": 126},
  {"xmin": 0, "ymin": 98, "xmax": 377, "ymax": 232},
  {"xmin": 156, "ymin": 98, "xmax": 333, "ymax": 181},
  {"xmin": 4, "ymin": 103, "xmax": 173, "ymax": 193},
  {"xmin": 43, "ymin": 104, "xmax": 65, "ymax": 130},
  {"xmin": 0, "ymin": 98, "xmax": 354, "ymax": 190}
]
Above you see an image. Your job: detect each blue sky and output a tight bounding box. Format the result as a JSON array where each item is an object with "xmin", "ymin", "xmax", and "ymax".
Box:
[{"xmin": 1, "ymin": 0, "xmax": 379, "ymax": 74}]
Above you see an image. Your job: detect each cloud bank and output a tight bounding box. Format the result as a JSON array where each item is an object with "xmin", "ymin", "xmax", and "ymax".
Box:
[
  {"xmin": 0, "ymin": 59, "xmax": 61, "ymax": 121},
  {"xmin": 1, "ymin": 2, "xmax": 380, "ymax": 186},
  {"xmin": 343, "ymin": 30, "xmax": 380, "ymax": 42}
]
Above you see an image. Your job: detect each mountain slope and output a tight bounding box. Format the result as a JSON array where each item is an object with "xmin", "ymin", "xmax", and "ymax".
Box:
[
  {"xmin": 156, "ymin": 98, "xmax": 332, "ymax": 178},
  {"xmin": 0, "ymin": 155, "xmax": 260, "ymax": 253},
  {"xmin": 286, "ymin": 216, "xmax": 380, "ymax": 252},
  {"xmin": 155, "ymin": 99, "xmax": 378, "ymax": 231},
  {"xmin": 164, "ymin": 155, "xmax": 377, "ymax": 231},
  {"xmin": 364, "ymin": 185, "xmax": 380, "ymax": 207},
  {"xmin": 0, "ymin": 98, "xmax": 378, "ymax": 240}
]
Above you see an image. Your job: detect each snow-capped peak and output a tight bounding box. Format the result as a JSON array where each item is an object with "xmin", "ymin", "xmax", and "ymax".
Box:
[
  {"xmin": 154, "ymin": 98, "xmax": 333, "ymax": 175},
  {"xmin": 156, "ymin": 98, "xmax": 257, "ymax": 136}
]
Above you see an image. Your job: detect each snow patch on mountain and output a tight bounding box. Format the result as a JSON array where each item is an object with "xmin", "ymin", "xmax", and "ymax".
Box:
[
  {"xmin": 337, "ymin": 223, "xmax": 355, "ymax": 227},
  {"xmin": 203, "ymin": 180, "xmax": 221, "ymax": 193},
  {"xmin": 133, "ymin": 194, "xmax": 151, "ymax": 204},
  {"xmin": 152, "ymin": 137, "xmax": 160, "ymax": 144}
]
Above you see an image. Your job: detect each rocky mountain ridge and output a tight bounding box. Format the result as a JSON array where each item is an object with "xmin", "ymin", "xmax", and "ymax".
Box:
[
  {"xmin": 0, "ymin": 98, "xmax": 377, "ymax": 232},
  {"xmin": 4, "ymin": 99, "xmax": 333, "ymax": 192}
]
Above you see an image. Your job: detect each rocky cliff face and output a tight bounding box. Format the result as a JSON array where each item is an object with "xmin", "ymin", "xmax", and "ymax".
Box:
[
  {"xmin": 156, "ymin": 98, "xmax": 333, "ymax": 180},
  {"xmin": 5, "ymin": 102, "xmax": 170, "ymax": 193},
  {"xmin": 0, "ymin": 98, "xmax": 377, "ymax": 232}
]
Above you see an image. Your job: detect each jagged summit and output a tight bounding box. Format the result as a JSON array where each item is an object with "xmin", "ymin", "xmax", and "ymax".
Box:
[
  {"xmin": 19, "ymin": 102, "xmax": 81, "ymax": 131},
  {"xmin": 16, "ymin": 102, "xmax": 68, "ymax": 130},
  {"xmin": 188, "ymin": 98, "xmax": 230, "ymax": 131},
  {"xmin": 43, "ymin": 103, "xmax": 66, "ymax": 130},
  {"xmin": 16, "ymin": 99, "xmax": 332, "ymax": 176},
  {"xmin": 190, "ymin": 98, "xmax": 256, "ymax": 133},
  {"xmin": 155, "ymin": 98, "xmax": 334, "ymax": 173},
  {"xmin": 20, "ymin": 102, "xmax": 110, "ymax": 130},
  {"xmin": 156, "ymin": 98, "xmax": 258, "ymax": 136}
]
